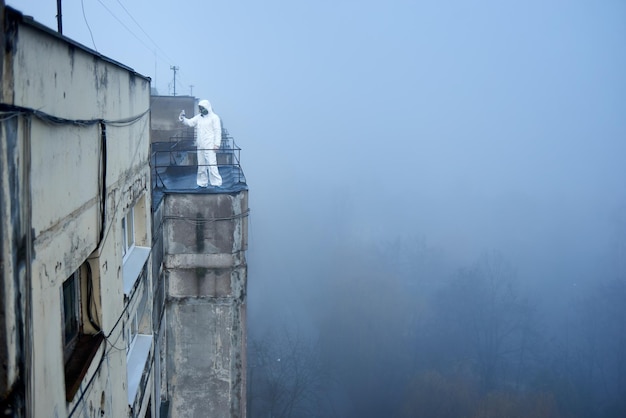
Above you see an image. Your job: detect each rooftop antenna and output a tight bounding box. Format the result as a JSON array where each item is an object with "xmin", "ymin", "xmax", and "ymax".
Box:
[
  {"xmin": 170, "ymin": 65, "xmax": 179, "ymax": 96},
  {"xmin": 189, "ymin": 85, "xmax": 194, "ymax": 96},
  {"xmin": 56, "ymin": 0, "xmax": 63, "ymax": 33}
]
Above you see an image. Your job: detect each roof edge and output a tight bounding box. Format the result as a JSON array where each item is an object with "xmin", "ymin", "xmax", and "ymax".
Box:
[{"xmin": 5, "ymin": 5, "xmax": 151, "ymax": 82}]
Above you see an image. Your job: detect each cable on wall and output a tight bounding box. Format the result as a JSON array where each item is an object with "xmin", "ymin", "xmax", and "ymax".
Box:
[
  {"xmin": 97, "ymin": 122, "xmax": 107, "ymax": 249},
  {"xmin": 2, "ymin": 102, "xmax": 153, "ymax": 416},
  {"xmin": 84, "ymin": 262, "xmax": 102, "ymax": 333},
  {"xmin": 0, "ymin": 103, "xmax": 150, "ymax": 127}
]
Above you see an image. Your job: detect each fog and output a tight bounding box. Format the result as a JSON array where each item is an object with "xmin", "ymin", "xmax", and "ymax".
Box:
[
  {"xmin": 12, "ymin": 0, "xmax": 626, "ymax": 416},
  {"xmin": 238, "ymin": 3, "xmax": 626, "ymax": 416}
]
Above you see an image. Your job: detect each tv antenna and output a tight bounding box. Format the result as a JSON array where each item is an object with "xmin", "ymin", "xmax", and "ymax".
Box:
[{"xmin": 170, "ymin": 66, "xmax": 179, "ymax": 96}]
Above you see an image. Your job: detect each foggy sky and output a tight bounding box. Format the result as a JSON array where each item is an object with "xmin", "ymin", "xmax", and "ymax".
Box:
[{"xmin": 12, "ymin": 0, "xmax": 626, "ymax": 325}]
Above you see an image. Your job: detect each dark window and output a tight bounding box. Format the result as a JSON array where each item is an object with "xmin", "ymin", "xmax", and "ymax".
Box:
[
  {"xmin": 62, "ymin": 270, "xmax": 81, "ymax": 360},
  {"xmin": 62, "ymin": 264, "xmax": 104, "ymax": 401}
]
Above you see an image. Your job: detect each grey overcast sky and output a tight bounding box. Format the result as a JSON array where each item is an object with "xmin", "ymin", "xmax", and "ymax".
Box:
[{"xmin": 10, "ymin": 0, "xmax": 626, "ymax": 299}]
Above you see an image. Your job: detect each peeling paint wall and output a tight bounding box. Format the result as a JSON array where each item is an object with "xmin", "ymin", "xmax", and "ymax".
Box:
[
  {"xmin": 1, "ymin": 6, "xmax": 155, "ymax": 417},
  {"xmin": 0, "ymin": 96, "xmax": 27, "ymax": 416},
  {"xmin": 162, "ymin": 191, "xmax": 248, "ymax": 417}
]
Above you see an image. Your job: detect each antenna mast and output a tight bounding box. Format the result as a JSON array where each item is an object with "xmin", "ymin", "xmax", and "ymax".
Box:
[{"xmin": 170, "ymin": 65, "xmax": 179, "ymax": 96}]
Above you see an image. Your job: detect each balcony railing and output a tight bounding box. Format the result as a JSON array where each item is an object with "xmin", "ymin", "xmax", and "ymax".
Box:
[{"xmin": 151, "ymin": 134, "xmax": 247, "ymax": 194}]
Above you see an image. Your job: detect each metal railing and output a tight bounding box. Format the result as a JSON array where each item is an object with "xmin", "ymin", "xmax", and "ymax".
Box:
[{"xmin": 151, "ymin": 133, "xmax": 246, "ymax": 190}]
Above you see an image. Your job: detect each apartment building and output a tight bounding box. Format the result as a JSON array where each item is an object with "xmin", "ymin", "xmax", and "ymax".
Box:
[
  {"xmin": 1, "ymin": 5, "xmax": 155, "ymax": 417},
  {"xmin": 150, "ymin": 95, "xmax": 249, "ymax": 417},
  {"xmin": 2, "ymin": 3, "xmax": 250, "ymax": 416}
]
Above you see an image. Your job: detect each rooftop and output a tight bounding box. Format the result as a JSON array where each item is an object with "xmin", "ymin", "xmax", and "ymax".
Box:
[{"xmin": 151, "ymin": 132, "xmax": 247, "ymax": 208}]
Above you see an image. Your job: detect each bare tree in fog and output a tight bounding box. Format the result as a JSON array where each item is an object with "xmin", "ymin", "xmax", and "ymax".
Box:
[
  {"xmin": 400, "ymin": 371, "xmax": 479, "ymax": 418},
  {"xmin": 247, "ymin": 328, "xmax": 333, "ymax": 418},
  {"xmin": 400, "ymin": 370, "xmax": 562, "ymax": 418},
  {"xmin": 534, "ymin": 210, "xmax": 626, "ymax": 418},
  {"xmin": 437, "ymin": 251, "xmax": 537, "ymax": 391},
  {"xmin": 566, "ymin": 277, "xmax": 626, "ymax": 417},
  {"xmin": 315, "ymin": 240, "xmax": 424, "ymax": 418}
]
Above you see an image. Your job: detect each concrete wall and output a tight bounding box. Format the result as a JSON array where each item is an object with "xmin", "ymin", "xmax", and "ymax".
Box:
[
  {"xmin": 162, "ymin": 192, "xmax": 248, "ymax": 417},
  {"xmin": 1, "ymin": 7, "xmax": 155, "ymax": 417},
  {"xmin": 0, "ymin": 76, "xmax": 27, "ymax": 417}
]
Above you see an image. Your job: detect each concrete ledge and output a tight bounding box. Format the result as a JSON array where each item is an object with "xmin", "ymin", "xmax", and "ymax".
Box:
[
  {"xmin": 168, "ymin": 268, "xmax": 233, "ymax": 298},
  {"xmin": 164, "ymin": 252, "xmax": 245, "ymax": 269}
]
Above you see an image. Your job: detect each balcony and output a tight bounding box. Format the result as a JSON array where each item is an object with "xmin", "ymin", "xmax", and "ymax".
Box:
[{"xmin": 151, "ymin": 131, "xmax": 247, "ymax": 206}]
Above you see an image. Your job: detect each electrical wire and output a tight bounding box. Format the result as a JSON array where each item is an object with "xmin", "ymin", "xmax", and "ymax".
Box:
[
  {"xmin": 81, "ymin": 0, "xmax": 98, "ymax": 51},
  {"xmin": 163, "ymin": 209, "xmax": 251, "ymax": 225},
  {"xmin": 113, "ymin": 0, "xmax": 176, "ymax": 65},
  {"xmin": 93, "ymin": 0, "xmax": 181, "ymax": 93},
  {"xmin": 96, "ymin": 0, "xmax": 155, "ymax": 57},
  {"xmin": 0, "ymin": 103, "xmax": 149, "ymax": 126},
  {"xmin": 85, "ymin": 262, "xmax": 102, "ymax": 333},
  {"xmin": 0, "ymin": 111, "xmax": 20, "ymax": 122},
  {"xmin": 93, "ymin": 116, "xmax": 150, "ymax": 251}
]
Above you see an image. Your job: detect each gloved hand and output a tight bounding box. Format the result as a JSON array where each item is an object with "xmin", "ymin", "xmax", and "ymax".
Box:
[{"xmin": 178, "ymin": 110, "xmax": 185, "ymax": 121}]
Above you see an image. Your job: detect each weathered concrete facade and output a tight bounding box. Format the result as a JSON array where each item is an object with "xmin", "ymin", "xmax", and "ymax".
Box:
[
  {"xmin": 1, "ymin": 6, "xmax": 155, "ymax": 417},
  {"xmin": 162, "ymin": 192, "xmax": 248, "ymax": 417},
  {"xmin": 150, "ymin": 96, "xmax": 249, "ymax": 417},
  {"xmin": 2, "ymin": 5, "xmax": 249, "ymax": 417}
]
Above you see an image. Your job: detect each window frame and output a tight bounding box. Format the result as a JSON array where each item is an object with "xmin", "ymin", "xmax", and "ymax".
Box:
[
  {"xmin": 122, "ymin": 207, "xmax": 136, "ymax": 260},
  {"xmin": 122, "ymin": 198, "xmax": 151, "ymax": 296},
  {"xmin": 126, "ymin": 311, "xmax": 139, "ymax": 355},
  {"xmin": 62, "ymin": 269, "xmax": 82, "ymax": 363},
  {"xmin": 61, "ymin": 263, "xmax": 104, "ymax": 402}
]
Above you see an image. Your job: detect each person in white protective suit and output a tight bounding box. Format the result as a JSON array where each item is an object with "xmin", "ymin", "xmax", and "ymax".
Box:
[{"xmin": 178, "ymin": 99, "xmax": 223, "ymax": 188}]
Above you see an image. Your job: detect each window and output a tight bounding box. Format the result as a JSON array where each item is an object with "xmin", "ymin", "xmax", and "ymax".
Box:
[
  {"xmin": 122, "ymin": 199, "xmax": 151, "ymax": 295},
  {"xmin": 126, "ymin": 311, "xmax": 138, "ymax": 354},
  {"xmin": 126, "ymin": 279, "xmax": 149, "ymax": 353},
  {"xmin": 61, "ymin": 263, "xmax": 104, "ymax": 401},
  {"xmin": 62, "ymin": 270, "xmax": 81, "ymax": 360},
  {"xmin": 126, "ymin": 281, "xmax": 153, "ymax": 407},
  {"xmin": 121, "ymin": 194, "xmax": 154, "ymax": 407},
  {"xmin": 122, "ymin": 207, "xmax": 135, "ymax": 259}
]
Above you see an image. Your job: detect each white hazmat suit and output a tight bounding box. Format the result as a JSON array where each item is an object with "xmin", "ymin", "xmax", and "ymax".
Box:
[{"xmin": 179, "ymin": 99, "xmax": 223, "ymax": 187}]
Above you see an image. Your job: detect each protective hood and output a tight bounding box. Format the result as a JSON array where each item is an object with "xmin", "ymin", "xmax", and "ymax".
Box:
[{"xmin": 198, "ymin": 99, "xmax": 212, "ymax": 114}]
